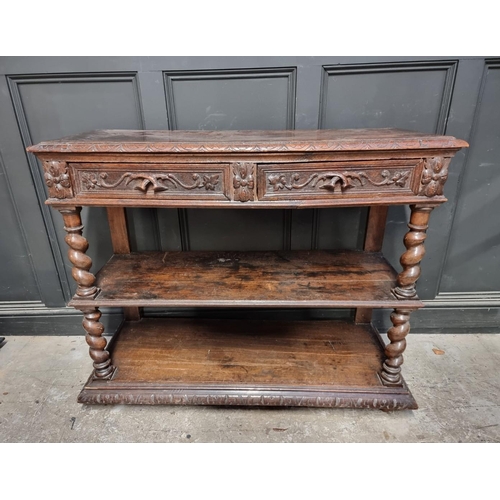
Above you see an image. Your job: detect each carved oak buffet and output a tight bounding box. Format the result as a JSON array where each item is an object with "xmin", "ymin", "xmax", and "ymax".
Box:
[{"xmin": 28, "ymin": 129, "xmax": 468, "ymax": 409}]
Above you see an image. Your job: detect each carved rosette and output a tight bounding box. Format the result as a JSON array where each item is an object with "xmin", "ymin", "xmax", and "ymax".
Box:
[
  {"xmin": 43, "ymin": 160, "xmax": 73, "ymax": 199},
  {"xmin": 232, "ymin": 162, "xmax": 255, "ymax": 202},
  {"xmin": 418, "ymin": 157, "xmax": 449, "ymax": 197}
]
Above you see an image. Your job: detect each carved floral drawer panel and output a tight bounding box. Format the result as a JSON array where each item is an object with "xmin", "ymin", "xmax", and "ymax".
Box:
[
  {"xmin": 70, "ymin": 163, "xmax": 230, "ymax": 200},
  {"xmin": 257, "ymin": 159, "xmax": 426, "ymax": 200}
]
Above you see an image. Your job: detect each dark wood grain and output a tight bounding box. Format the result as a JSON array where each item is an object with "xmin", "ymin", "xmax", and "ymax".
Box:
[
  {"xmin": 27, "ymin": 128, "xmax": 468, "ymax": 154},
  {"xmin": 77, "ymin": 318, "xmax": 418, "ymax": 409},
  {"xmin": 106, "ymin": 207, "xmax": 141, "ymax": 321},
  {"xmin": 69, "ymin": 250, "xmax": 424, "ymax": 309},
  {"xmin": 363, "ymin": 206, "xmax": 389, "ymax": 252},
  {"xmin": 106, "ymin": 207, "xmax": 131, "ymax": 253},
  {"xmin": 48, "ymin": 195, "xmax": 449, "ymax": 209},
  {"xmin": 112, "ymin": 318, "xmax": 384, "ymax": 386},
  {"xmin": 355, "ymin": 205, "xmax": 389, "ymax": 324}
]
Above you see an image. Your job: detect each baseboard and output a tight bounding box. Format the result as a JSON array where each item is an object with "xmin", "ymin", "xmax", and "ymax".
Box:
[
  {"xmin": 0, "ymin": 306, "xmax": 123, "ymax": 335},
  {"xmin": 373, "ymin": 306, "xmax": 500, "ymax": 334},
  {"xmin": 1, "ymin": 305, "xmax": 499, "ymax": 335}
]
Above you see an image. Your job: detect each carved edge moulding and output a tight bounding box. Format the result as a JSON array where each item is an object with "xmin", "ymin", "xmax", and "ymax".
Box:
[
  {"xmin": 77, "ymin": 388, "xmax": 417, "ymax": 409},
  {"xmin": 28, "ymin": 129, "xmax": 468, "ymax": 154}
]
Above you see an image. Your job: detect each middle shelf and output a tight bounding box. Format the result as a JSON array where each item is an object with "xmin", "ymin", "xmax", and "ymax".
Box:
[{"xmin": 70, "ymin": 250, "xmax": 423, "ymax": 309}]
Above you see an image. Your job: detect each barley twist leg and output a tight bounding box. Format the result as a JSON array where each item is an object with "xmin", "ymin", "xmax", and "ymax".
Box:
[
  {"xmin": 59, "ymin": 207, "xmax": 114, "ymax": 379},
  {"xmin": 81, "ymin": 307, "xmax": 115, "ymax": 379},
  {"xmin": 392, "ymin": 204, "xmax": 434, "ymax": 299},
  {"xmin": 59, "ymin": 207, "xmax": 99, "ymax": 298},
  {"xmin": 380, "ymin": 309, "xmax": 411, "ymax": 385}
]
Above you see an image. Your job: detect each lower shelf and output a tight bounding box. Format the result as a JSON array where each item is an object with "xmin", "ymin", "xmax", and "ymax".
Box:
[{"xmin": 78, "ymin": 318, "xmax": 417, "ymax": 410}]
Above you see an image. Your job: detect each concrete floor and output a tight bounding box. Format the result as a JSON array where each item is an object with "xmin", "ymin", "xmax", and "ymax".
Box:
[{"xmin": 0, "ymin": 333, "xmax": 499, "ymax": 443}]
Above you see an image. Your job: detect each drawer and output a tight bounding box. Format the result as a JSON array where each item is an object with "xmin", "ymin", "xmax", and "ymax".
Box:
[
  {"xmin": 257, "ymin": 161, "xmax": 422, "ymax": 200},
  {"xmin": 70, "ymin": 163, "xmax": 230, "ymax": 200},
  {"xmin": 49, "ymin": 158, "xmax": 429, "ymax": 205}
]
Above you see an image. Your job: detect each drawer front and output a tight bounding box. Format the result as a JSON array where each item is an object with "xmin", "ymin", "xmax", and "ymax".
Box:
[
  {"xmin": 71, "ymin": 163, "xmax": 230, "ymax": 200},
  {"xmin": 257, "ymin": 161, "xmax": 421, "ymax": 200},
  {"xmin": 41, "ymin": 157, "xmax": 441, "ymax": 206}
]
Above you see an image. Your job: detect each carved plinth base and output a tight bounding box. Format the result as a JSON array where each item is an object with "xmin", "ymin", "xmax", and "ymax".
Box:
[
  {"xmin": 77, "ymin": 317, "xmax": 418, "ymax": 410},
  {"xmin": 78, "ymin": 384, "xmax": 417, "ymax": 410}
]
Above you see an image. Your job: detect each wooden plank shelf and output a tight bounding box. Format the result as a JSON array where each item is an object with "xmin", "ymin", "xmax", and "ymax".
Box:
[
  {"xmin": 69, "ymin": 250, "xmax": 424, "ymax": 309},
  {"xmin": 78, "ymin": 318, "xmax": 418, "ymax": 409}
]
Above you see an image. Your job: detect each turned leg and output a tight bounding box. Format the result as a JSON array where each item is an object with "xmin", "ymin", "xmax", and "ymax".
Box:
[
  {"xmin": 59, "ymin": 207, "xmax": 115, "ymax": 379},
  {"xmin": 381, "ymin": 308, "xmax": 411, "ymax": 385},
  {"xmin": 59, "ymin": 207, "xmax": 99, "ymax": 299},
  {"xmin": 392, "ymin": 204, "xmax": 434, "ymax": 299},
  {"xmin": 382, "ymin": 203, "xmax": 434, "ymax": 385},
  {"xmin": 81, "ymin": 307, "xmax": 115, "ymax": 379}
]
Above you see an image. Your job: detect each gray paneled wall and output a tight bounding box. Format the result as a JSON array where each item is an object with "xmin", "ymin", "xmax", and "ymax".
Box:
[
  {"xmin": 0, "ymin": 153, "xmax": 39, "ymax": 301},
  {"xmin": 164, "ymin": 68, "xmax": 296, "ymax": 130},
  {"xmin": 0, "ymin": 56, "xmax": 498, "ymax": 334},
  {"xmin": 441, "ymin": 62, "xmax": 500, "ymax": 293},
  {"xmin": 319, "ymin": 62, "xmax": 456, "ymax": 132}
]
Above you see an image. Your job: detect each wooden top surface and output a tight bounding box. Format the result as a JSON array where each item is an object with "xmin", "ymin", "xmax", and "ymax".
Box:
[{"xmin": 27, "ymin": 128, "xmax": 468, "ymax": 154}]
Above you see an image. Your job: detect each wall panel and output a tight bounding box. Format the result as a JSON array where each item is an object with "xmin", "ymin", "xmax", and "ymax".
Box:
[
  {"xmin": 0, "ymin": 153, "xmax": 39, "ymax": 302},
  {"xmin": 440, "ymin": 61, "xmax": 500, "ymax": 295}
]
